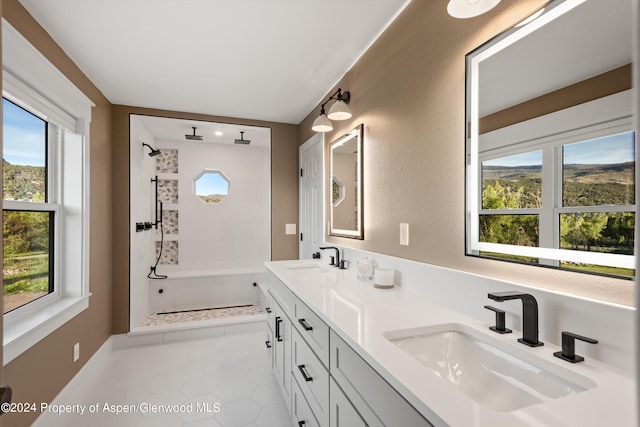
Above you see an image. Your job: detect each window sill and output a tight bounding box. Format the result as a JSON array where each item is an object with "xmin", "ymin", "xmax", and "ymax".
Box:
[{"xmin": 3, "ymin": 295, "xmax": 90, "ymax": 365}]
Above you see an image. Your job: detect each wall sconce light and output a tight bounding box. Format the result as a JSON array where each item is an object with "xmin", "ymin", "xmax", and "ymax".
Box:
[
  {"xmin": 311, "ymin": 88, "xmax": 352, "ymax": 133},
  {"xmin": 447, "ymin": 0, "xmax": 500, "ymax": 18}
]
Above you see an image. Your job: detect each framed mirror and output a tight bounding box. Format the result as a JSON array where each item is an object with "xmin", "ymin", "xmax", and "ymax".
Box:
[
  {"xmin": 329, "ymin": 124, "xmax": 364, "ymax": 239},
  {"xmin": 465, "ymin": 0, "xmax": 635, "ymax": 276}
]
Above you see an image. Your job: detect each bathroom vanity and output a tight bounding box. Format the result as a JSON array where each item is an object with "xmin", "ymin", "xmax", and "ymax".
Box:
[{"xmin": 264, "ymin": 260, "xmax": 635, "ymax": 427}]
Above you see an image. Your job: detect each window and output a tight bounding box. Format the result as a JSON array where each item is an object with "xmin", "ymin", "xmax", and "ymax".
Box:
[
  {"xmin": 478, "ymin": 131, "xmax": 635, "ymax": 277},
  {"xmin": 194, "ymin": 170, "xmax": 230, "ymax": 204},
  {"xmin": 2, "ymin": 20, "xmax": 94, "ymax": 364},
  {"xmin": 3, "ymin": 99, "xmax": 56, "ymax": 313}
]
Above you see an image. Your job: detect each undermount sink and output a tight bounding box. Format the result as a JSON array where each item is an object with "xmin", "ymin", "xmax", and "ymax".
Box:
[
  {"xmin": 283, "ymin": 263, "xmax": 326, "ymax": 272},
  {"xmin": 384, "ymin": 323, "xmax": 597, "ymax": 412}
]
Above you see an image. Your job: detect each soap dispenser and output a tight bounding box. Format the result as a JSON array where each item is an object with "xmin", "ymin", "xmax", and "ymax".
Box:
[{"xmin": 356, "ymin": 257, "xmax": 374, "ymax": 279}]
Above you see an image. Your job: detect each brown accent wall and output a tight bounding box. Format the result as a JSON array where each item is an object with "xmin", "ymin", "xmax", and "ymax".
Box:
[
  {"xmin": 2, "ymin": 1, "xmax": 113, "ymax": 426},
  {"xmin": 480, "ymin": 64, "xmax": 632, "ymax": 134},
  {"xmin": 111, "ymin": 106, "xmax": 298, "ymax": 334},
  {"xmin": 298, "ymin": 0, "xmax": 634, "ymax": 306}
]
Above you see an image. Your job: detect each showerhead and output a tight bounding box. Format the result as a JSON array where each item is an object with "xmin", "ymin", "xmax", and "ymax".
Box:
[
  {"xmin": 234, "ymin": 131, "xmax": 251, "ymax": 145},
  {"xmin": 185, "ymin": 127, "xmax": 203, "ymax": 141},
  {"xmin": 142, "ymin": 143, "xmax": 161, "ymax": 157}
]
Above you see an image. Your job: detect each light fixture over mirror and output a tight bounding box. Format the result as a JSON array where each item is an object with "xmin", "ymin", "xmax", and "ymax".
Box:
[
  {"xmin": 447, "ymin": 0, "xmax": 500, "ymax": 18},
  {"xmin": 465, "ymin": 0, "xmax": 634, "ymax": 277},
  {"xmin": 312, "ymin": 88, "xmax": 352, "ymax": 133}
]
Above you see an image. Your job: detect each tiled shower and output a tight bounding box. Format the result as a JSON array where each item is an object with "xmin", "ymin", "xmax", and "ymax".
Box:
[{"xmin": 129, "ymin": 115, "xmax": 272, "ymax": 331}]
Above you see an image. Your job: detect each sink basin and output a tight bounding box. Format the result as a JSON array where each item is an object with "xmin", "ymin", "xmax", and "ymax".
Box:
[
  {"xmin": 384, "ymin": 323, "xmax": 597, "ymax": 412},
  {"xmin": 283, "ymin": 263, "xmax": 326, "ymax": 272}
]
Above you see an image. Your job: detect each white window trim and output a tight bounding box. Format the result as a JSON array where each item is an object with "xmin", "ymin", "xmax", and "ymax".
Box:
[
  {"xmin": 468, "ymin": 90, "xmax": 635, "ymax": 270},
  {"xmin": 2, "ymin": 20, "xmax": 94, "ymax": 364}
]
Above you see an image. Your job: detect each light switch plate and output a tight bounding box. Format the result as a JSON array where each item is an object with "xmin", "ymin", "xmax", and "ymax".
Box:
[
  {"xmin": 400, "ymin": 223, "xmax": 409, "ymax": 246},
  {"xmin": 285, "ymin": 223, "xmax": 297, "ymax": 235}
]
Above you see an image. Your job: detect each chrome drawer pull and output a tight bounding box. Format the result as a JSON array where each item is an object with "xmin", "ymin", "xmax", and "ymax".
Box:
[
  {"xmin": 298, "ymin": 318, "xmax": 313, "ymax": 331},
  {"xmin": 298, "ymin": 364, "xmax": 313, "ymax": 382}
]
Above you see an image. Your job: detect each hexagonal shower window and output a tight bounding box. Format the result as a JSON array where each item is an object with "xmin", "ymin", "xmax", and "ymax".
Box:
[{"xmin": 194, "ymin": 170, "xmax": 230, "ymax": 204}]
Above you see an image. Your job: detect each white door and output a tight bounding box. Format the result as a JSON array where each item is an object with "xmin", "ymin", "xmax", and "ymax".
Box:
[{"xmin": 299, "ymin": 133, "xmax": 324, "ymax": 259}]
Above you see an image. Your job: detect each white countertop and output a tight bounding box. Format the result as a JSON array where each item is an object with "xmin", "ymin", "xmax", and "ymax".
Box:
[{"xmin": 266, "ymin": 260, "xmax": 636, "ymax": 427}]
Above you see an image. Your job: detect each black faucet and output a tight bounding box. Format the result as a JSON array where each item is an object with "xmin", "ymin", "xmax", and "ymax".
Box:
[
  {"xmin": 487, "ymin": 291, "xmax": 543, "ymax": 347},
  {"xmin": 319, "ymin": 246, "xmax": 340, "ymax": 267}
]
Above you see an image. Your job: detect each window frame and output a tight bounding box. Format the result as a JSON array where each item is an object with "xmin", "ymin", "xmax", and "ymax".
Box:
[
  {"xmin": 468, "ymin": 90, "xmax": 634, "ymax": 272},
  {"xmin": 2, "ymin": 20, "xmax": 94, "ymax": 364}
]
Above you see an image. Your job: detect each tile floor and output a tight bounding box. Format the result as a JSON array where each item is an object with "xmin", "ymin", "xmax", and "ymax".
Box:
[{"xmin": 34, "ymin": 331, "xmax": 291, "ymax": 427}]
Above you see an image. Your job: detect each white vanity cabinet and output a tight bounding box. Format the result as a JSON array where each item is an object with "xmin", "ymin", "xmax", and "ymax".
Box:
[
  {"xmin": 268, "ymin": 273, "xmax": 294, "ymax": 414},
  {"xmin": 267, "ymin": 270, "xmax": 433, "ymax": 427},
  {"xmin": 329, "ymin": 377, "xmax": 369, "ymax": 427},
  {"xmin": 330, "ymin": 331, "xmax": 434, "ymax": 427}
]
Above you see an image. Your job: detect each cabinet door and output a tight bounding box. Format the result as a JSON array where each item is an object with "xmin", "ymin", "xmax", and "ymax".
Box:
[
  {"xmin": 329, "ymin": 377, "xmax": 367, "ymax": 427},
  {"xmin": 273, "ymin": 301, "xmax": 292, "ymax": 412}
]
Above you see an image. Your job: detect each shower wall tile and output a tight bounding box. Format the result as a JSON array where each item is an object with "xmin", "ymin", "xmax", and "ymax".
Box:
[
  {"xmin": 162, "ymin": 210, "xmax": 179, "ymax": 234},
  {"xmin": 157, "ymin": 240, "xmax": 178, "ymax": 265},
  {"xmin": 158, "ymin": 179, "xmax": 179, "ymax": 203},
  {"xmin": 156, "ymin": 149, "xmax": 179, "ymax": 173}
]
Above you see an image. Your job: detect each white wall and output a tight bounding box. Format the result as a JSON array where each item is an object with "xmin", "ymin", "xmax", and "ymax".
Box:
[{"xmin": 154, "ymin": 138, "xmax": 271, "ymax": 272}]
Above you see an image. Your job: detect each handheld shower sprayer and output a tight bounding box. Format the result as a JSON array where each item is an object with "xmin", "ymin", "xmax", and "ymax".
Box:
[{"xmin": 142, "ymin": 143, "xmax": 161, "ymax": 157}]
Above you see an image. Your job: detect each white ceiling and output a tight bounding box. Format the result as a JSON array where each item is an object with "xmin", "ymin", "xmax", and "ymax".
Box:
[
  {"xmin": 19, "ymin": 0, "xmax": 411, "ymax": 125},
  {"xmin": 479, "ymin": 0, "xmax": 632, "ymax": 117}
]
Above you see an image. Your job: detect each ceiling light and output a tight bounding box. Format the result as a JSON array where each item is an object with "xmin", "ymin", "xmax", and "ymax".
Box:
[
  {"xmin": 447, "ymin": 0, "xmax": 500, "ymax": 18},
  {"xmin": 311, "ymin": 88, "xmax": 351, "ymax": 133}
]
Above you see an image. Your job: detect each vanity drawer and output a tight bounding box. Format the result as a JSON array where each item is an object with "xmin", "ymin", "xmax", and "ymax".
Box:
[
  {"xmin": 268, "ymin": 272, "xmax": 295, "ymax": 317},
  {"xmin": 292, "ymin": 376, "xmax": 321, "ymax": 427},
  {"xmin": 330, "ymin": 331, "xmax": 433, "ymax": 427},
  {"xmin": 292, "ymin": 328, "xmax": 329, "ymax": 425},
  {"xmin": 293, "ymin": 297, "xmax": 330, "ymax": 367}
]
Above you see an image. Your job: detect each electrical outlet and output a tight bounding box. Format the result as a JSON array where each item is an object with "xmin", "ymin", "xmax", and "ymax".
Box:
[
  {"xmin": 73, "ymin": 343, "xmax": 80, "ymax": 362},
  {"xmin": 400, "ymin": 223, "xmax": 409, "ymax": 246}
]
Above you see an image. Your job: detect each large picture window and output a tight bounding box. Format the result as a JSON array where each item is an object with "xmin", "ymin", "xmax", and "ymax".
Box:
[{"xmin": 3, "ymin": 98, "xmax": 57, "ymax": 312}]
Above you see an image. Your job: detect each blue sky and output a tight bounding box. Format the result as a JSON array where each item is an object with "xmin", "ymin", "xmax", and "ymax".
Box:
[
  {"xmin": 484, "ymin": 132, "xmax": 635, "ymax": 167},
  {"xmin": 195, "ymin": 172, "xmax": 229, "ymax": 196},
  {"xmin": 2, "ymin": 98, "xmax": 46, "ymax": 167}
]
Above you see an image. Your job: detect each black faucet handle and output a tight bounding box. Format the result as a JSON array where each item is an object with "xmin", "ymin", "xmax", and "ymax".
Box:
[
  {"xmin": 484, "ymin": 305, "xmax": 512, "ymax": 334},
  {"xmin": 554, "ymin": 331, "xmax": 598, "ymax": 363}
]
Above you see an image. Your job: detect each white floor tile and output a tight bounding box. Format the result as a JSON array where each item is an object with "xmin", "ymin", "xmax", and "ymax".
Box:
[{"xmin": 34, "ymin": 331, "xmax": 291, "ymax": 427}]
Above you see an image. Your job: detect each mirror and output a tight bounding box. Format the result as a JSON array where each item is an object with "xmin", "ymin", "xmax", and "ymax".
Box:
[
  {"xmin": 329, "ymin": 124, "xmax": 364, "ymax": 239},
  {"xmin": 465, "ymin": 0, "xmax": 635, "ymax": 276}
]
